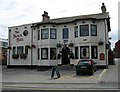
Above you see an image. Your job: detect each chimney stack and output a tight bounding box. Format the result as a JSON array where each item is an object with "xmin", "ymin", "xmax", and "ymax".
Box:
[
  {"xmin": 42, "ymin": 11, "xmax": 50, "ymax": 21},
  {"xmin": 101, "ymin": 3, "xmax": 107, "ymax": 13}
]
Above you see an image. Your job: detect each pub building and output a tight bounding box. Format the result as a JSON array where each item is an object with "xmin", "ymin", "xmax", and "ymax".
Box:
[{"xmin": 7, "ymin": 3, "xmax": 111, "ymax": 68}]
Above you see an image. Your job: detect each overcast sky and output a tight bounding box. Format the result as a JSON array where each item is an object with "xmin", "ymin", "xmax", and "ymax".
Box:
[{"xmin": 0, "ymin": 0, "xmax": 119, "ymax": 49}]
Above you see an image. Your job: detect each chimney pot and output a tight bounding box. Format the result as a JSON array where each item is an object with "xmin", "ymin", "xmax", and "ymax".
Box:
[{"xmin": 42, "ymin": 11, "xmax": 50, "ymax": 21}]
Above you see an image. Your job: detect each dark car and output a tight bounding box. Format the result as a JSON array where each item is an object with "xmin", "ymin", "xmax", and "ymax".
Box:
[{"xmin": 75, "ymin": 59, "xmax": 97, "ymax": 75}]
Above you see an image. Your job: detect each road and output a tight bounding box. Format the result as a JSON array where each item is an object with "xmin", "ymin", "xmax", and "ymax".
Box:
[{"xmin": 1, "ymin": 59, "xmax": 119, "ymax": 91}]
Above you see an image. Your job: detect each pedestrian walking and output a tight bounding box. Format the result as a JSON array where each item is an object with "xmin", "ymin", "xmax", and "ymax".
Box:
[{"xmin": 51, "ymin": 66, "xmax": 60, "ymax": 78}]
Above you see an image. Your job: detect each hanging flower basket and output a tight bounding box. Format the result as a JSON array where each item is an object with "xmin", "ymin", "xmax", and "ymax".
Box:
[
  {"xmin": 26, "ymin": 45, "xmax": 31, "ymax": 48},
  {"xmin": 69, "ymin": 43, "xmax": 74, "ymax": 47},
  {"xmin": 12, "ymin": 54, "xmax": 19, "ymax": 59},
  {"xmin": 56, "ymin": 44, "xmax": 61, "ymax": 48},
  {"xmin": 7, "ymin": 46, "xmax": 11, "ymax": 49},
  {"xmin": 20, "ymin": 54, "xmax": 27, "ymax": 59},
  {"xmin": 98, "ymin": 41, "xmax": 104, "ymax": 45},
  {"xmin": 32, "ymin": 44, "xmax": 36, "ymax": 48}
]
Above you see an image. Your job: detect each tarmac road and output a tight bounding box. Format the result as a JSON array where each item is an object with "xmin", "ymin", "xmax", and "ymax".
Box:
[{"xmin": 1, "ymin": 59, "xmax": 119, "ymax": 91}]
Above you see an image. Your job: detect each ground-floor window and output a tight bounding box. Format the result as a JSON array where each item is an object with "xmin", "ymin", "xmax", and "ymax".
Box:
[
  {"xmin": 41, "ymin": 48, "xmax": 48, "ymax": 59},
  {"xmin": 50, "ymin": 48, "xmax": 56, "ymax": 60},
  {"xmin": 75, "ymin": 47, "xmax": 79, "ymax": 59},
  {"xmin": 17, "ymin": 46, "xmax": 23, "ymax": 54},
  {"xmin": 38, "ymin": 48, "xmax": 40, "ymax": 60},
  {"xmin": 12, "ymin": 46, "xmax": 16, "ymax": 55},
  {"xmin": 80, "ymin": 46, "xmax": 89, "ymax": 59},
  {"xmin": 25, "ymin": 46, "xmax": 28, "ymax": 55},
  {"xmin": 91, "ymin": 46, "xmax": 98, "ymax": 59}
]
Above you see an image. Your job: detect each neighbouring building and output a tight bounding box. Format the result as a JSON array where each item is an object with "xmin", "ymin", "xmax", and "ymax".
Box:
[
  {"xmin": 115, "ymin": 40, "xmax": 120, "ymax": 58},
  {"xmin": 0, "ymin": 38, "xmax": 8, "ymax": 65},
  {"xmin": 7, "ymin": 3, "xmax": 111, "ymax": 68}
]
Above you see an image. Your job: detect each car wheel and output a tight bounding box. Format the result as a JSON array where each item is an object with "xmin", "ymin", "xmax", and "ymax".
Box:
[{"xmin": 90, "ymin": 70, "xmax": 94, "ymax": 75}]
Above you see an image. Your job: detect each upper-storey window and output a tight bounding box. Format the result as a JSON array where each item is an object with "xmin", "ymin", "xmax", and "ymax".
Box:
[
  {"xmin": 80, "ymin": 25, "xmax": 89, "ymax": 36},
  {"xmin": 38, "ymin": 30, "xmax": 40, "ymax": 40},
  {"xmin": 91, "ymin": 25, "xmax": 97, "ymax": 36},
  {"xmin": 41, "ymin": 28, "xmax": 49, "ymax": 39},
  {"xmin": 63, "ymin": 28, "xmax": 69, "ymax": 39},
  {"xmin": 50, "ymin": 28, "xmax": 57, "ymax": 39},
  {"xmin": 74, "ymin": 26, "xmax": 78, "ymax": 38}
]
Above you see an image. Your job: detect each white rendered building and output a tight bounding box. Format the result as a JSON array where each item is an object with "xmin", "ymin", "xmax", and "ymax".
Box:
[{"xmin": 7, "ymin": 3, "xmax": 111, "ymax": 68}]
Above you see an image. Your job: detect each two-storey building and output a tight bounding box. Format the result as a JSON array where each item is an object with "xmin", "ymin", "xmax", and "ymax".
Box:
[{"xmin": 7, "ymin": 3, "xmax": 111, "ymax": 68}]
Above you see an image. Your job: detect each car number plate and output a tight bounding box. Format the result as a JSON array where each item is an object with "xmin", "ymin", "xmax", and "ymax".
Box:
[{"xmin": 81, "ymin": 66, "xmax": 86, "ymax": 68}]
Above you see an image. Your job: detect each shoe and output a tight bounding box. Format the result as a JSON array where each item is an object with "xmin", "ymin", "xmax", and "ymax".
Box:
[{"xmin": 58, "ymin": 76, "xmax": 60, "ymax": 78}]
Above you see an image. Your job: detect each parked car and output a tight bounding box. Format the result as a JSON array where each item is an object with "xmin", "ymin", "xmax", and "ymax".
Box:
[{"xmin": 75, "ymin": 59, "xmax": 97, "ymax": 75}]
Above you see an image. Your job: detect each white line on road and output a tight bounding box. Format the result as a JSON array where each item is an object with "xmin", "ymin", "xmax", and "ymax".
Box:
[{"xmin": 98, "ymin": 69, "xmax": 107, "ymax": 80}]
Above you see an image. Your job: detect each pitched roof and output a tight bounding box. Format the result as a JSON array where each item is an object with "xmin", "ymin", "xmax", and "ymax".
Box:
[{"xmin": 33, "ymin": 12, "xmax": 110, "ymax": 25}]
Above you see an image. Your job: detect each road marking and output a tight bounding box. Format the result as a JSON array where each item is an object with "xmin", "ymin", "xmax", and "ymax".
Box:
[
  {"xmin": 98, "ymin": 69, "xmax": 107, "ymax": 80},
  {"xmin": 58, "ymin": 69, "xmax": 106, "ymax": 80}
]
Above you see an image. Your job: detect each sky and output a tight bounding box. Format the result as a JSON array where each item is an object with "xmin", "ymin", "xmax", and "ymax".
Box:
[{"xmin": 0, "ymin": 0, "xmax": 119, "ymax": 49}]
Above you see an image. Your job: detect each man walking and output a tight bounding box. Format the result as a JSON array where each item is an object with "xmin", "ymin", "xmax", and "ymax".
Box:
[{"xmin": 51, "ymin": 66, "xmax": 60, "ymax": 78}]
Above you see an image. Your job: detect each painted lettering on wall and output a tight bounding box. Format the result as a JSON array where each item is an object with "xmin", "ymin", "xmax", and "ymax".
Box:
[{"xmin": 13, "ymin": 31, "xmax": 24, "ymax": 42}]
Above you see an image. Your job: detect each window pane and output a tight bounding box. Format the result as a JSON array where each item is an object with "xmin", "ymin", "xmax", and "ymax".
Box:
[
  {"xmin": 17, "ymin": 46, "xmax": 23, "ymax": 54},
  {"xmin": 13, "ymin": 47, "xmax": 16, "ymax": 55},
  {"xmin": 50, "ymin": 48, "xmax": 56, "ymax": 59},
  {"xmin": 80, "ymin": 46, "xmax": 89, "ymax": 59},
  {"xmin": 41, "ymin": 48, "xmax": 48, "ymax": 59},
  {"xmin": 38, "ymin": 48, "xmax": 40, "ymax": 60},
  {"xmin": 74, "ymin": 26, "xmax": 78, "ymax": 38},
  {"xmin": 63, "ymin": 28, "xmax": 69, "ymax": 39},
  {"xmin": 80, "ymin": 25, "xmax": 89, "ymax": 36},
  {"xmin": 91, "ymin": 46, "xmax": 98, "ymax": 59},
  {"xmin": 41, "ymin": 29, "xmax": 49, "ymax": 39},
  {"xmin": 25, "ymin": 46, "xmax": 28, "ymax": 55},
  {"xmin": 50, "ymin": 28, "xmax": 56, "ymax": 39},
  {"xmin": 91, "ymin": 25, "xmax": 97, "ymax": 36},
  {"xmin": 38, "ymin": 30, "xmax": 40, "ymax": 40},
  {"xmin": 75, "ymin": 47, "xmax": 78, "ymax": 59}
]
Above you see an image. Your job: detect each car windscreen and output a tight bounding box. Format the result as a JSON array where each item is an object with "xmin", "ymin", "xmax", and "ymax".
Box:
[{"xmin": 78, "ymin": 60, "xmax": 91, "ymax": 65}]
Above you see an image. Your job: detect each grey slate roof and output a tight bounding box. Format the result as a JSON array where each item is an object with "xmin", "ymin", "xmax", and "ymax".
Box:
[{"xmin": 33, "ymin": 12, "xmax": 110, "ymax": 25}]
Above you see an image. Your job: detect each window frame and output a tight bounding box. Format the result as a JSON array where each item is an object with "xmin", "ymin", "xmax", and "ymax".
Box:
[
  {"xmin": 17, "ymin": 46, "xmax": 24, "ymax": 55},
  {"xmin": 25, "ymin": 46, "xmax": 28, "ymax": 55},
  {"xmin": 38, "ymin": 30, "xmax": 40, "ymax": 40},
  {"xmin": 75, "ymin": 47, "xmax": 79, "ymax": 59},
  {"xmin": 50, "ymin": 28, "xmax": 57, "ymax": 39},
  {"xmin": 80, "ymin": 46, "xmax": 89, "ymax": 59},
  {"xmin": 38, "ymin": 48, "xmax": 40, "ymax": 60},
  {"xmin": 63, "ymin": 28, "xmax": 69, "ymax": 39},
  {"xmin": 12, "ymin": 46, "xmax": 16, "ymax": 55},
  {"xmin": 41, "ymin": 28, "xmax": 49, "ymax": 39},
  {"xmin": 80, "ymin": 25, "xmax": 89, "ymax": 36},
  {"xmin": 41, "ymin": 48, "xmax": 48, "ymax": 59},
  {"xmin": 91, "ymin": 24, "xmax": 97, "ymax": 36},
  {"xmin": 91, "ymin": 46, "xmax": 98, "ymax": 59},
  {"xmin": 74, "ymin": 26, "xmax": 78, "ymax": 38},
  {"xmin": 50, "ymin": 48, "xmax": 56, "ymax": 60}
]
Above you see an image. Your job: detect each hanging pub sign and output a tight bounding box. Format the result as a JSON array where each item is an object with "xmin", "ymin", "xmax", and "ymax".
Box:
[{"xmin": 13, "ymin": 31, "xmax": 24, "ymax": 42}]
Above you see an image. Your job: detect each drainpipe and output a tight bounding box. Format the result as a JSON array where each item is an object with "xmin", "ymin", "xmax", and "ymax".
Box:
[
  {"xmin": 8, "ymin": 29, "xmax": 11, "ymax": 66},
  {"xmin": 104, "ymin": 19, "xmax": 108, "ymax": 68},
  {"xmin": 31, "ymin": 28, "xmax": 33, "ymax": 66}
]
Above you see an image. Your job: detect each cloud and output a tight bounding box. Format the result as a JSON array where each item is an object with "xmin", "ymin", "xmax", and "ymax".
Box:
[{"xmin": 0, "ymin": 0, "xmax": 119, "ymax": 49}]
